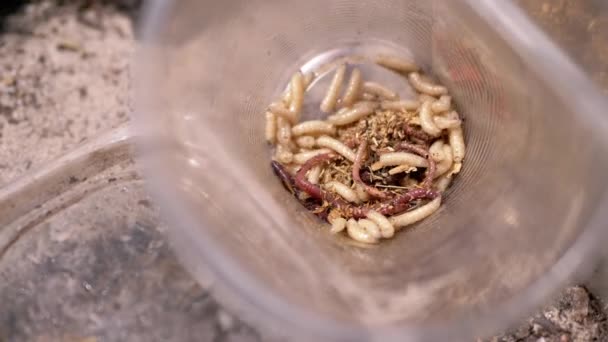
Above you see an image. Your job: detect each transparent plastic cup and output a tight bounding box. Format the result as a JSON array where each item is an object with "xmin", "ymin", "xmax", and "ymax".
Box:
[{"xmin": 134, "ymin": 0, "xmax": 608, "ymax": 341}]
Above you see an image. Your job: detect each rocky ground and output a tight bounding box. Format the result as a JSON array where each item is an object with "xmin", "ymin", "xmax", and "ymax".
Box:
[
  {"xmin": 487, "ymin": 286, "xmax": 607, "ymax": 342},
  {"xmin": 0, "ymin": 1, "xmax": 606, "ymax": 341}
]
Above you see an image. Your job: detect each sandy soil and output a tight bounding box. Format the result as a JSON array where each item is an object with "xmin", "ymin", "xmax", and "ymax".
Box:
[{"xmin": 0, "ymin": 0, "xmax": 132, "ymax": 186}]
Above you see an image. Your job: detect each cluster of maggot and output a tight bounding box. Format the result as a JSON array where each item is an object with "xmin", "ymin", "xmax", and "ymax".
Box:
[{"xmin": 265, "ymin": 54, "xmax": 465, "ymax": 244}]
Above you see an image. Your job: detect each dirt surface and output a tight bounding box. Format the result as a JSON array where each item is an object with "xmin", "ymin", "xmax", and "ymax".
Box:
[
  {"xmin": 516, "ymin": 0, "xmax": 608, "ymax": 93},
  {"xmin": 0, "ymin": 0, "xmax": 132, "ymax": 186},
  {"xmin": 0, "ymin": 1, "xmax": 607, "ymax": 342},
  {"xmin": 485, "ymin": 286, "xmax": 608, "ymax": 342}
]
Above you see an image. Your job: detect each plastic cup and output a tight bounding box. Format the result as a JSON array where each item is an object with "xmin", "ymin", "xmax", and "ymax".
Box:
[{"xmin": 134, "ymin": 1, "xmax": 608, "ymax": 340}]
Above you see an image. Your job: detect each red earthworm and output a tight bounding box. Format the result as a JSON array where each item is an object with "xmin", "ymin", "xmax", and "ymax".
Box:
[
  {"xmin": 271, "ymin": 160, "xmax": 297, "ymax": 195},
  {"xmin": 272, "ymin": 160, "xmax": 329, "ymax": 219},
  {"xmin": 341, "ymin": 187, "xmax": 439, "ymax": 219},
  {"xmin": 294, "ymin": 153, "xmax": 338, "ymax": 199},
  {"xmin": 425, "ymin": 161, "xmax": 438, "ymax": 187},
  {"xmin": 352, "ymin": 139, "xmax": 388, "ymax": 199},
  {"xmin": 302, "ymin": 199, "xmax": 330, "ymax": 221},
  {"xmin": 358, "ymin": 170, "xmax": 373, "ymax": 184},
  {"xmin": 396, "ymin": 141, "xmax": 437, "ymax": 188},
  {"xmin": 292, "ymin": 153, "xmax": 439, "ymax": 219},
  {"xmin": 292, "ymin": 153, "xmax": 360, "ymax": 215},
  {"xmin": 403, "ymin": 124, "xmax": 434, "ymax": 142},
  {"xmin": 396, "ymin": 141, "xmax": 430, "ymax": 158},
  {"xmin": 372, "ymin": 188, "xmax": 439, "ymax": 217}
]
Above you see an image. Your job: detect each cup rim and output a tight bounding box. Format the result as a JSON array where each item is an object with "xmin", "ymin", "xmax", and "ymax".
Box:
[{"xmin": 135, "ymin": 0, "xmax": 608, "ymax": 340}]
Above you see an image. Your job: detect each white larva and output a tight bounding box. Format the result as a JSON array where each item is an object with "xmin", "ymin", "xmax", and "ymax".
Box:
[
  {"xmin": 303, "ymin": 72, "xmax": 315, "ymax": 88},
  {"xmin": 322, "ymin": 168, "xmax": 333, "ymax": 184},
  {"xmin": 298, "ymin": 191, "xmax": 310, "ymax": 201},
  {"xmin": 276, "ymin": 116, "xmax": 292, "ymax": 146},
  {"xmin": 388, "ymin": 165, "xmax": 417, "ymax": 175},
  {"xmin": 269, "ymin": 101, "xmax": 297, "ymax": 124},
  {"xmin": 409, "ymin": 116, "xmax": 421, "ymax": 126},
  {"xmin": 291, "ymin": 120, "xmax": 336, "ymax": 136},
  {"xmin": 285, "ymin": 164, "xmax": 300, "ymax": 175},
  {"xmin": 380, "ymin": 100, "xmax": 420, "ymax": 111},
  {"xmin": 362, "ymin": 81, "xmax": 398, "ymax": 100},
  {"xmin": 419, "ymin": 100, "xmax": 442, "ymax": 137},
  {"xmin": 366, "ymin": 210, "xmax": 395, "ymax": 238},
  {"xmin": 327, "ymin": 101, "xmax": 377, "ymax": 126},
  {"xmin": 282, "ymin": 72, "xmax": 314, "ymax": 104},
  {"xmin": 434, "ymin": 110, "xmax": 462, "ymax": 130},
  {"xmin": 379, "ymin": 152, "xmax": 428, "ymax": 168},
  {"xmin": 321, "ymin": 64, "xmax": 346, "ymax": 113},
  {"xmin": 389, "ymin": 196, "xmax": 442, "ymax": 229},
  {"xmin": 329, "ymin": 217, "xmax": 347, "ymax": 234},
  {"xmin": 295, "ymin": 135, "xmax": 316, "ymax": 149},
  {"xmin": 346, "ymin": 218, "xmax": 378, "ymax": 244},
  {"xmin": 275, "ymin": 144, "xmax": 293, "ymax": 164},
  {"xmin": 431, "ymin": 95, "xmax": 451, "ymax": 113},
  {"xmin": 451, "ymin": 162, "xmax": 463, "ymax": 175},
  {"xmin": 361, "ymin": 93, "xmax": 377, "ymax": 101},
  {"xmin": 289, "ymin": 72, "xmax": 305, "ymax": 120},
  {"xmin": 355, "ymin": 184, "xmax": 370, "ymax": 202},
  {"xmin": 288, "ymin": 140, "xmax": 298, "ymax": 152},
  {"xmin": 324, "ymin": 181, "xmax": 360, "ymax": 203},
  {"xmin": 265, "ymin": 111, "xmax": 277, "ymax": 144},
  {"xmin": 418, "ymin": 93, "xmax": 437, "ymax": 103},
  {"xmin": 341, "ymin": 68, "xmax": 362, "ymax": 107},
  {"xmin": 357, "ymin": 219, "xmax": 382, "ymax": 239},
  {"xmin": 282, "ymin": 87, "xmax": 291, "ymax": 105},
  {"xmin": 429, "ymin": 140, "xmax": 445, "ymax": 161},
  {"xmin": 408, "ymin": 72, "xmax": 448, "ymax": 96},
  {"xmin": 370, "ymin": 161, "xmax": 384, "ymax": 171},
  {"xmin": 375, "ymin": 54, "xmax": 419, "ymax": 73},
  {"xmin": 293, "ymin": 149, "xmax": 332, "ymax": 164},
  {"xmin": 307, "ymin": 165, "xmax": 322, "ymax": 184},
  {"xmin": 316, "ymin": 136, "xmax": 356, "ymax": 162},
  {"xmin": 449, "ymin": 126, "xmax": 466, "ymax": 163},
  {"xmin": 434, "ymin": 173, "xmax": 453, "ymax": 192},
  {"xmin": 435, "ymin": 144, "xmax": 453, "ymax": 177}
]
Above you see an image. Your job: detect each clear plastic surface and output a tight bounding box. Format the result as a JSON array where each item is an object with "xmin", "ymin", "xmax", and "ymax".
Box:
[
  {"xmin": 1, "ymin": 0, "xmax": 607, "ymax": 341},
  {"xmin": 130, "ymin": 0, "xmax": 608, "ymax": 341}
]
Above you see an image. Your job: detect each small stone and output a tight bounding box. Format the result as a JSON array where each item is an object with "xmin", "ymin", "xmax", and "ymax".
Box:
[
  {"xmin": 561, "ymin": 286, "xmax": 590, "ymax": 323},
  {"xmin": 82, "ymin": 281, "xmax": 93, "ymax": 293}
]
